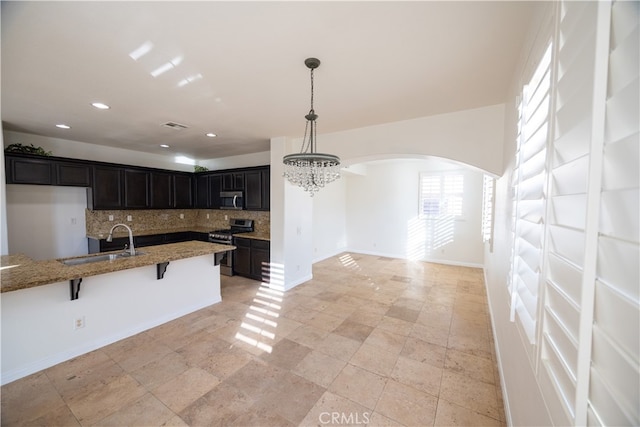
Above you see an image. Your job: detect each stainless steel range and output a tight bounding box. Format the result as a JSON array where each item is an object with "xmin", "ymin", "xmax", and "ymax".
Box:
[{"xmin": 208, "ymin": 218, "xmax": 254, "ymax": 276}]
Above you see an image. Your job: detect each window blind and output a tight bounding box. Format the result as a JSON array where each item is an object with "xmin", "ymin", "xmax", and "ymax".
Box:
[
  {"xmin": 419, "ymin": 173, "xmax": 464, "ymax": 218},
  {"xmin": 587, "ymin": 0, "xmax": 639, "ymax": 425},
  {"xmin": 482, "ymin": 174, "xmax": 495, "ymax": 243},
  {"xmin": 537, "ymin": 1, "xmax": 599, "ymax": 424},
  {"xmin": 510, "ymin": 41, "xmax": 553, "ymax": 346}
]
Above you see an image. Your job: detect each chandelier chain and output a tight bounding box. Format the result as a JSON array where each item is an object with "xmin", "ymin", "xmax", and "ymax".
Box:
[{"xmin": 282, "ymin": 57, "xmax": 341, "ymax": 197}]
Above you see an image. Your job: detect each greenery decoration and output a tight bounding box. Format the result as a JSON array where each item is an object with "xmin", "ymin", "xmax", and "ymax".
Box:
[
  {"xmin": 5, "ymin": 143, "xmax": 52, "ymax": 156},
  {"xmin": 194, "ymin": 165, "xmax": 209, "ymax": 172}
]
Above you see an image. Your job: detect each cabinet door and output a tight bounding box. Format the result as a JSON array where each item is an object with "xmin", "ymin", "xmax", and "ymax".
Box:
[
  {"xmin": 222, "ymin": 172, "xmax": 244, "ymax": 190},
  {"xmin": 8, "ymin": 157, "xmax": 53, "ymax": 185},
  {"xmin": 173, "ymin": 174, "xmax": 193, "ymax": 208},
  {"xmin": 233, "ymin": 238, "xmax": 251, "ymax": 276},
  {"xmin": 150, "ymin": 172, "xmax": 172, "ymax": 208},
  {"xmin": 244, "ymin": 170, "xmax": 262, "ymax": 210},
  {"xmin": 251, "ymin": 246, "xmax": 270, "ymax": 281},
  {"xmin": 209, "ymin": 174, "xmax": 223, "ymax": 208},
  {"xmin": 124, "ymin": 169, "xmax": 150, "ymax": 208},
  {"xmin": 56, "ymin": 162, "xmax": 91, "ymax": 186},
  {"xmin": 91, "ymin": 166, "xmax": 123, "ymax": 209},
  {"xmin": 195, "ymin": 174, "xmax": 210, "ymax": 208},
  {"xmin": 261, "ymin": 168, "xmax": 270, "ymax": 211}
]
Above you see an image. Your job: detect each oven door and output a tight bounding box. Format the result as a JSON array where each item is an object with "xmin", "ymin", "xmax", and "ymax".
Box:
[
  {"xmin": 217, "ymin": 249, "xmax": 234, "ymax": 276},
  {"xmin": 209, "ymin": 235, "xmax": 234, "ymax": 276}
]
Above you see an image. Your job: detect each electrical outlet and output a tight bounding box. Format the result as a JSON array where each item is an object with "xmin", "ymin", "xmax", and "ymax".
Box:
[
  {"xmin": 127, "ymin": 215, "xmax": 132, "ymax": 221},
  {"xmin": 108, "ymin": 215, "xmax": 114, "ymax": 221},
  {"xmin": 74, "ymin": 316, "xmax": 85, "ymax": 330},
  {"xmin": 224, "ymin": 215, "xmax": 228, "ymax": 221},
  {"xmin": 206, "ymin": 214, "xmax": 210, "ymax": 219},
  {"xmin": 179, "ymin": 213, "xmax": 184, "ymax": 219},
  {"xmin": 70, "ymin": 217, "xmax": 77, "ymax": 225}
]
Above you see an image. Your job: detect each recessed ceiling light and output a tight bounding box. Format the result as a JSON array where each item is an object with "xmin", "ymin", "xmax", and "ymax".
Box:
[
  {"xmin": 160, "ymin": 144, "xmax": 170, "ymax": 148},
  {"xmin": 206, "ymin": 133, "xmax": 217, "ymax": 138},
  {"xmin": 55, "ymin": 124, "xmax": 71, "ymax": 129},
  {"xmin": 91, "ymin": 102, "xmax": 110, "ymax": 110}
]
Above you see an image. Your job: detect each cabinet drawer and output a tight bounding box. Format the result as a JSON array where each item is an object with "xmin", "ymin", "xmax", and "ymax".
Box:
[
  {"xmin": 251, "ymin": 239, "xmax": 270, "ymax": 250},
  {"xmin": 234, "ymin": 237, "xmax": 251, "ymax": 247}
]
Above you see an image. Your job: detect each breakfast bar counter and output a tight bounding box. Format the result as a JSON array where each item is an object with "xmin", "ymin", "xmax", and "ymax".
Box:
[{"xmin": 1, "ymin": 241, "xmax": 233, "ymax": 293}]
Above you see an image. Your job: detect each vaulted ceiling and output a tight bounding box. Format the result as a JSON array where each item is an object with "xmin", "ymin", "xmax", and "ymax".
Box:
[{"xmin": 1, "ymin": 1, "xmax": 537, "ymax": 161}]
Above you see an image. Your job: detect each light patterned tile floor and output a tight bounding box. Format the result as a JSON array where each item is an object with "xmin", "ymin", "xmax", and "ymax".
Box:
[{"xmin": 1, "ymin": 253, "xmax": 506, "ymax": 426}]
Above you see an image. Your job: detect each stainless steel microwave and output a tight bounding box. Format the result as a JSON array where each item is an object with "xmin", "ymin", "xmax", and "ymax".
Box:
[{"xmin": 220, "ymin": 191, "xmax": 243, "ymax": 210}]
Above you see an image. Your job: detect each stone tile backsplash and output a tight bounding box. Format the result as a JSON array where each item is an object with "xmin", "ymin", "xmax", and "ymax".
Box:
[{"xmin": 86, "ymin": 209, "xmax": 270, "ymax": 236}]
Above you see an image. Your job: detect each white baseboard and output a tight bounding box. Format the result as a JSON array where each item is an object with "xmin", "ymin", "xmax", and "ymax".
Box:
[
  {"xmin": 282, "ymin": 273, "xmax": 313, "ymax": 291},
  {"xmin": 483, "ymin": 269, "xmax": 513, "ymax": 427},
  {"xmin": 343, "ymin": 248, "xmax": 484, "ymax": 269}
]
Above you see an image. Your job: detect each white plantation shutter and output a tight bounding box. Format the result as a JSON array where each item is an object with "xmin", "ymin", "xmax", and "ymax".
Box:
[
  {"xmin": 482, "ymin": 174, "xmax": 495, "ymax": 243},
  {"xmin": 534, "ymin": 1, "xmax": 640, "ymax": 425},
  {"xmin": 510, "ymin": 41, "xmax": 553, "ymax": 347},
  {"xmin": 538, "ymin": 1, "xmax": 599, "ymax": 424},
  {"xmin": 588, "ymin": 0, "xmax": 639, "ymax": 425},
  {"xmin": 419, "ymin": 173, "xmax": 464, "ymax": 218}
]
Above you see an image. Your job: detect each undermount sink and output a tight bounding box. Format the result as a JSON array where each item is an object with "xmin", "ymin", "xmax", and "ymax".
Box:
[{"xmin": 60, "ymin": 252, "xmax": 145, "ymax": 266}]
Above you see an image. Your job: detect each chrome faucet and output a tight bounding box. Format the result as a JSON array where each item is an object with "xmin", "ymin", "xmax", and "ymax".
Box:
[{"xmin": 106, "ymin": 223, "xmax": 136, "ymax": 256}]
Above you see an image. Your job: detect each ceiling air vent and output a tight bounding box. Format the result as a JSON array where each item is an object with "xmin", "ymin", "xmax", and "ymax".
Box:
[{"xmin": 161, "ymin": 121, "xmax": 188, "ymax": 130}]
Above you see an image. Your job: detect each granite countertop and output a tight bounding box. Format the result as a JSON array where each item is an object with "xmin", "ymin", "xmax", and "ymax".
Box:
[
  {"xmin": 1, "ymin": 241, "xmax": 234, "ymax": 293},
  {"xmin": 86, "ymin": 226, "xmax": 214, "ymax": 240},
  {"xmin": 234, "ymin": 231, "xmax": 270, "ymax": 241}
]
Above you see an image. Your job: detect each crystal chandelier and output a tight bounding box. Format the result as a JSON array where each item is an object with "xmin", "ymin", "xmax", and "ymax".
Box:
[{"xmin": 283, "ymin": 58, "xmax": 340, "ymax": 197}]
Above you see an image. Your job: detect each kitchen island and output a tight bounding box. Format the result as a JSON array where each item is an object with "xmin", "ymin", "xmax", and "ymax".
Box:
[{"xmin": 1, "ymin": 241, "xmax": 232, "ymax": 385}]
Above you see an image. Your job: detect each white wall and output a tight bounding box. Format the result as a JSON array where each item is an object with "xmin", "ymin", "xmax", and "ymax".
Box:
[
  {"xmin": 5, "ymin": 185, "xmax": 88, "ymax": 260},
  {"xmin": 3, "ymin": 130, "xmax": 194, "ymax": 172},
  {"xmin": 200, "ymin": 151, "xmax": 271, "ymax": 170},
  {"xmin": 319, "ymin": 104, "xmax": 505, "ymax": 175},
  {"xmin": 344, "ymin": 158, "xmax": 484, "ymax": 267},
  {"xmin": 312, "ymin": 176, "xmax": 347, "ymax": 262},
  {"xmin": 269, "ymin": 137, "xmax": 314, "ymax": 291}
]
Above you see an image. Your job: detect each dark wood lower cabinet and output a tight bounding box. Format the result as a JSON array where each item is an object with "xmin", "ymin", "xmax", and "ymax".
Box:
[
  {"xmin": 233, "ymin": 238, "xmax": 252, "ymax": 277},
  {"xmin": 233, "ymin": 237, "xmax": 270, "ymax": 281},
  {"xmin": 88, "ymin": 231, "xmax": 207, "ymax": 253},
  {"xmin": 251, "ymin": 240, "xmax": 271, "ymax": 282}
]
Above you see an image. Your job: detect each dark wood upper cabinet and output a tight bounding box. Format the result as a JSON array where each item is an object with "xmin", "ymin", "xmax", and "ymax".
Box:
[
  {"xmin": 123, "ymin": 169, "xmax": 150, "ymax": 208},
  {"xmin": 222, "ymin": 172, "xmax": 244, "ymax": 191},
  {"xmin": 173, "ymin": 174, "xmax": 193, "ymax": 208},
  {"xmin": 209, "ymin": 174, "xmax": 223, "ymax": 209},
  {"xmin": 150, "ymin": 172, "xmax": 172, "ymax": 209},
  {"xmin": 245, "ymin": 170, "xmax": 262, "ymax": 210},
  {"xmin": 56, "ymin": 162, "xmax": 91, "ymax": 186},
  {"xmin": 195, "ymin": 174, "xmax": 210, "ymax": 208},
  {"xmin": 4, "ymin": 153, "xmax": 270, "ymax": 211},
  {"xmin": 6, "ymin": 156, "xmax": 53, "ymax": 185},
  {"xmin": 6, "ymin": 154, "xmax": 90, "ymax": 187},
  {"xmin": 245, "ymin": 167, "xmax": 270, "ymax": 211},
  {"xmin": 89, "ymin": 166, "xmax": 123, "ymax": 209},
  {"xmin": 261, "ymin": 168, "xmax": 270, "ymax": 211}
]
